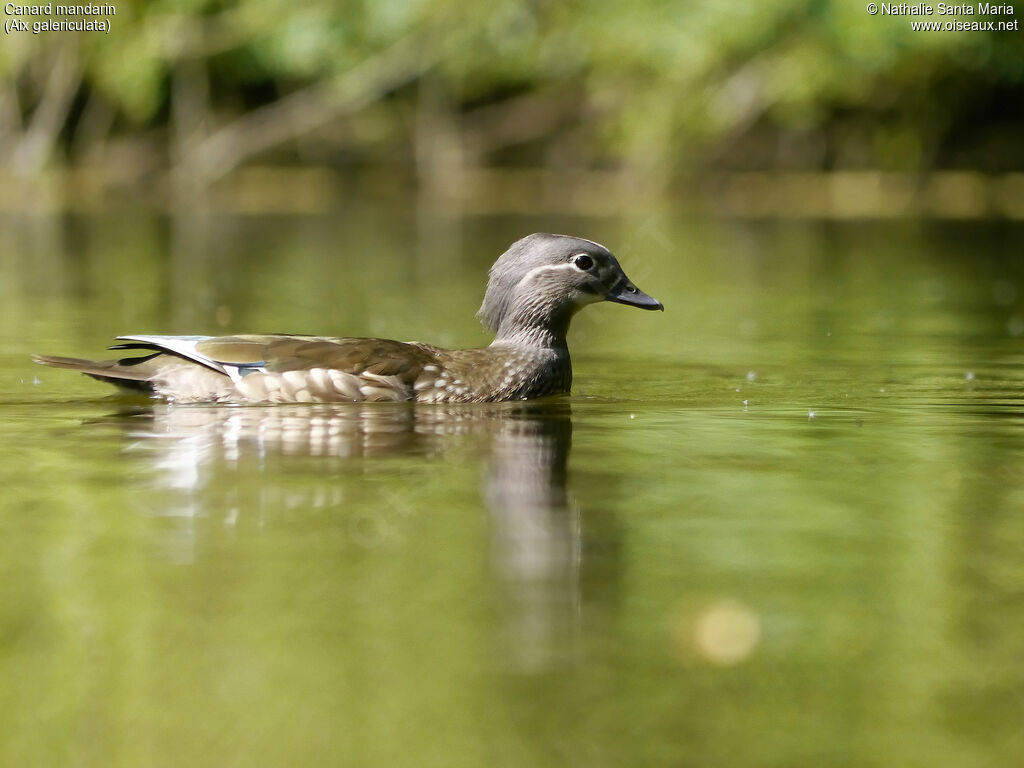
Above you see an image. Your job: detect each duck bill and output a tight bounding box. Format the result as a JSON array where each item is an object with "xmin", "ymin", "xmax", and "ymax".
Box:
[{"xmin": 606, "ymin": 281, "xmax": 664, "ymax": 311}]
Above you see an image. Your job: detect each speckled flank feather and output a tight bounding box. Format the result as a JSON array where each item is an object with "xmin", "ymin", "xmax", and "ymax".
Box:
[
  {"xmin": 234, "ymin": 368, "xmax": 410, "ymax": 404},
  {"xmin": 34, "ymin": 233, "xmax": 661, "ymax": 404}
]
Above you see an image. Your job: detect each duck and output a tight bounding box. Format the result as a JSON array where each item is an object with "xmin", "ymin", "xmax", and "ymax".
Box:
[{"xmin": 34, "ymin": 233, "xmax": 663, "ymax": 404}]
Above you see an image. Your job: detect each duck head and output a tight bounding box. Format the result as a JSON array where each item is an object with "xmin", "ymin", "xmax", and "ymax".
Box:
[{"xmin": 479, "ymin": 233, "xmax": 663, "ymax": 344}]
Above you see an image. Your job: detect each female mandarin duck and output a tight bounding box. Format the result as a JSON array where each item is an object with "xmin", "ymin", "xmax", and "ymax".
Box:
[{"xmin": 35, "ymin": 233, "xmax": 663, "ymax": 403}]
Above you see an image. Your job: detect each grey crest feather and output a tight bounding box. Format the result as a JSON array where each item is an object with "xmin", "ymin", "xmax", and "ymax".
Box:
[{"xmin": 477, "ymin": 233, "xmax": 609, "ymax": 332}]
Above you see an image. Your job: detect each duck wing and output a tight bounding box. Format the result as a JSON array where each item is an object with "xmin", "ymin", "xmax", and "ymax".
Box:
[
  {"xmin": 114, "ymin": 334, "xmax": 439, "ymax": 381},
  {"xmin": 106, "ymin": 334, "xmax": 441, "ymax": 402}
]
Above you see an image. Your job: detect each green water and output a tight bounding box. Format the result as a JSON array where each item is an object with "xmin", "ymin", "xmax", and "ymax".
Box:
[{"xmin": 1, "ymin": 209, "xmax": 1023, "ymax": 767}]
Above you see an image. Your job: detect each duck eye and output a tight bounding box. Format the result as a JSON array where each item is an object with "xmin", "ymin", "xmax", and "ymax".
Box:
[{"xmin": 573, "ymin": 254, "xmax": 594, "ymax": 271}]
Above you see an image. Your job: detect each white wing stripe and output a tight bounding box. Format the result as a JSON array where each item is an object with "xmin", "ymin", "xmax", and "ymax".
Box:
[{"xmin": 115, "ymin": 335, "xmax": 229, "ymax": 376}]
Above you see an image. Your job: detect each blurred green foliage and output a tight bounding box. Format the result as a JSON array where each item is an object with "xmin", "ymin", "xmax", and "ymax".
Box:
[{"xmin": 0, "ymin": 0, "xmax": 1021, "ymax": 181}]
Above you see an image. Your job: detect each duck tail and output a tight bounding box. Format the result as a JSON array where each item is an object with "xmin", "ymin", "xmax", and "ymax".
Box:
[{"xmin": 33, "ymin": 352, "xmax": 160, "ymax": 391}]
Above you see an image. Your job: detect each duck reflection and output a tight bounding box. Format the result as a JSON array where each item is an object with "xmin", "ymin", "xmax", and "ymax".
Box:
[
  {"xmin": 485, "ymin": 408, "xmax": 579, "ymax": 669},
  {"xmin": 100, "ymin": 400, "xmax": 580, "ymax": 670}
]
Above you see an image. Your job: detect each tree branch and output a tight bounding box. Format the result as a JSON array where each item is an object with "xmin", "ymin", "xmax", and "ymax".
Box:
[
  {"xmin": 184, "ymin": 35, "xmax": 435, "ymax": 185},
  {"xmin": 11, "ymin": 41, "xmax": 83, "ymax": 176}
]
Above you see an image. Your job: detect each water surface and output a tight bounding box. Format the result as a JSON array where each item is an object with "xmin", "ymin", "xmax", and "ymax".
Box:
[{"xmin": 1, "ymin": 210, "xmax": 1022, "ymax": 767}]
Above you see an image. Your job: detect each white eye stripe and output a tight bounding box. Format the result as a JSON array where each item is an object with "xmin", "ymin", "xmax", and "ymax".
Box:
[{"xmin": 517, "ymin": 263, "xmax": 578, "ymax": 283}]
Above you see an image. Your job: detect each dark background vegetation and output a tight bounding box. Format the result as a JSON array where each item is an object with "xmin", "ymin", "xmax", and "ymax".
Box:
[{"xmin": 2, "ymin": 0, "xmax": 1022, "ymax": 204}]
